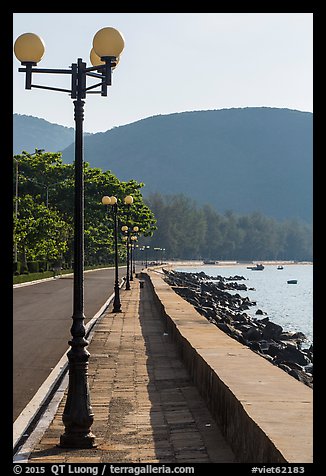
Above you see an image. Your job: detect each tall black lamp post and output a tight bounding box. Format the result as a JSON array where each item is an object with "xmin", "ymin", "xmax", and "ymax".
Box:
[
  {"xmin": 14, "ymin": 27, "xmax": 125, "ymax": 449},
  {"xmin": 145, "ymin": 245, "xmax": 150, "ymax": 268},
  {"xmin": 102, "ymin": 195, "xmax": 122, "ymax": 313},
  {"xmin": 129, "ymin": 228, "xmax": 139, "ymax": 281},
  {"xmin": 121, "ymin": 195, "xmax": 133, "ymax": 290},
  {"xmin": 121, "ymin": 226, "xmax": 131, "ymax": 290},
  {"xmin": 102, "ymin": 195, "xmax": 134, "ymax": 308}
]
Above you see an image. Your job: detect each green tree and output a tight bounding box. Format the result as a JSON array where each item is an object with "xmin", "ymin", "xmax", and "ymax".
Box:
[
  {"xmin": 282, "ymin": 219, "xmax": 312, "ymax": 261},
  {"xmin": 14, "ymin": 194, "xmax": 71, "ymax": 264},
  {"xmin": 144, "ymin": 192, "xmax": 312, "ymax": 261},
  {"xmin": 13, "ymin": 151, "xmax": 157, "ymax": 267}
]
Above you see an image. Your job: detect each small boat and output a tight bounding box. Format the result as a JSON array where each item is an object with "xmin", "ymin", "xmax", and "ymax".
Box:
[
  {"xmin": 203, "ymin": 260, "xmax": 218, "ymax": 265},
  {"xmin": 247, "ymin": 264, "xmax": 264, "ymax": 271},
  {"xmin": 277, "ymin": 265, "xmax": 284, "ymax": 270},
  {"xmin": 287, "ymin": 279, "xmax": 298, "ymax": 284}
]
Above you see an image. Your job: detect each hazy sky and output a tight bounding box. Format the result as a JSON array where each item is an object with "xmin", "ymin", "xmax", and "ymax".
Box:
[{"xmin": 13, "ymin": 12, "xmax": 313, "ymax": 133}]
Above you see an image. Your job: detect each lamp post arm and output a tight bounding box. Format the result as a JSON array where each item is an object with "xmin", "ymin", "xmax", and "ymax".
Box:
[
  {"xmin": 18, "ymin": 66, "xmax": 72, "ymax": 74},
  {"xmin": 18, "ymin": 57, "xmax": 115, "ymax": 98},
  {"xmin": 112, "ymin": 203, "xmax": 122, "ymax": 312}
]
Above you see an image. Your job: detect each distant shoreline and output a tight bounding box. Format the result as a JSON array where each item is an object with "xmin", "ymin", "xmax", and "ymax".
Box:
[{"xmin": 164, "ymin": 260, "xmax": 313, "ymax": 268}]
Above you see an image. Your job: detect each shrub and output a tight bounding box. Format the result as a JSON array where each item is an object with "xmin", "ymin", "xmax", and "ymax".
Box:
[
  {"xmin": 38, "ymin": 260, "xmax": 48, "ymax": 273},
  {"xmin": 27, "ymin": 261, "xmax": 39, "ymax": 273}
]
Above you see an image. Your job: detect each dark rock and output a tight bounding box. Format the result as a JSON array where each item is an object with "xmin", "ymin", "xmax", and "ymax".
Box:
[
  {"xmin": 262, "ymin": 321, "xmax": 283, "ymax": 340},
  {"xmin": 256, "ymin": 309, "xmax": 266, "ymax": 315},
  {"xmin": 244, "ymin": 327, "xmax": 263, "ymax": 341},
  {"xmin": 261, "ymin": 353, "xmax": 275, "ymax": 363},
  {"xmin": 258, "ymin": 340, "xmax": 270, "ymax": 352},
  {"xmin": 287, "ymin": 368, "xmax": 313, "ymax": 387},
  {"xmin": 248, "ymin": 341, "xmax": 260, "ymax": 352},
  {"xmin": 291, "ymin": 331, "xmax": 307, "ymax": 341},
  {"xmin": 277, "ymin": 345, "xmax": 311, "ymax": 367},
  {"xmin": 303, "ymin": 347, "xmax": 313, "ymax": 361},
  {"xmin": 276, "ymin": 360, "xmax": 304, "ymax": 371},
  {"xmin": 258, "ymin": 316, "xmax": 270, "ymax": 324},
  {"xmin": 304, "ymin": 363, "xmax": 313, "ymax": 375},
  {"xmin": 264, "ymin": 342, "xmax": 283, "ymax": 359},
  {"xmin": 216, "ymin": 322, "xmax": 234, "ymax": 336},
  {"xmin": 278, "ymin": 363, "xmax": 293, "ymax": 373},
  {"xmin": 195, "ymin": 306, "xmax": 216, "ymax": 319},
  {"xmin": 233, "ymin": 313, "xmax": 249, "ymax": 323},
  {"xmin": 279, "ymin": 331, "xmax": 298, "ymax": 340}
]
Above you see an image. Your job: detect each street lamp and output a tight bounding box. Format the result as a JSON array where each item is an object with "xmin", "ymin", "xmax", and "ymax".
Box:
[
  {"xmin": 145, "ymin": 245, "xmax": 150, "ymax": 268},
  {"xmin": 121, "ymin": 225, "xmax": 131, "ymax": 290},
  {"xmin": 121, "ymin": 195, "xmax": 133, "ymax": 289},
  {"xmin": 129, "ymin": 227, "xmax": 139, "ymax": 281},
  {"xmin": 14, "ymin": 27, "xmax": 125, "ymax": 449},
  {"xmin": 102, "ymin": 195, "xmax": 122, "ymax": 313}
]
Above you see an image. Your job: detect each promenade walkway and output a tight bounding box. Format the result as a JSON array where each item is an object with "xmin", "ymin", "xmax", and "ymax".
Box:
[{"xmin": 24, "ymin": 276, "xmax": 236, "ymax": 463}]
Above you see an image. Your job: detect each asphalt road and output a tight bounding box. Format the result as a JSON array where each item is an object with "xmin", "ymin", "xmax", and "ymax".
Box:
[{"xmin": 13, "ymin": 267, "xmax": 124, "ymax": 422}]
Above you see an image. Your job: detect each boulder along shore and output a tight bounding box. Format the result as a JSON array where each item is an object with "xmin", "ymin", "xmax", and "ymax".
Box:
[{"xmin": 163, "ymin": 269, "xmax": 313, "ymax": 388}]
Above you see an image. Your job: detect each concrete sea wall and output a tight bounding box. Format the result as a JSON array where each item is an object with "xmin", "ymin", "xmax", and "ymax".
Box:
[{"xmin": 142, "ymin": 269, "xmax": 313, "ymax": 463}]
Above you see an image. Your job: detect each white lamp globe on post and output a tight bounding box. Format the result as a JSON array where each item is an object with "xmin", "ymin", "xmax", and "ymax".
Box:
[
  {"xmin": 14, "ymin": 32, "xmax": 45, "ymax": 64},
  {"xmin": 93, "ymin": 27, "xmax": 125, "ymax": 60},
  {"xmin": 90, "ymin": 48, "xmax": 120, "ymax": 69},
  {"xmin": 124, "ymin": 195, "xmax": 133, "ymax": 205},
  {"xmin": 101, "ymin": 196, "xmax": 111, "ymax": 206}
]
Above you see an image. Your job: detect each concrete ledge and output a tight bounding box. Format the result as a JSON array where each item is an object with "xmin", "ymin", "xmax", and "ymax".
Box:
[{"xmin": 143, "ymin": 269, "xmax": 313, "ymax": 463}]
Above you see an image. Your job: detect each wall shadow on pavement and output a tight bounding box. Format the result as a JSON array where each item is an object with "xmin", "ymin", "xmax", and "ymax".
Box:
[{"xmin": 136, "ymin": 273, "xmax": 236, "ymax": 463}]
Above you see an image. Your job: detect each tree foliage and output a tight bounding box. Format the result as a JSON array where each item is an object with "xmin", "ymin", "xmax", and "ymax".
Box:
[
  {"xmin": 143, "ymin": 193, "xmax": 312, "ymax": 261},
  {"xmin": 13, "ymin": 150, "xmax": 157, "ymax": 266}
]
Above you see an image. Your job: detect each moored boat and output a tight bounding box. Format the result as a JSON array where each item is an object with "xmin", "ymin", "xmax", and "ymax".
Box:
[{"xmin": 247, "ymin": 263, "xmax": 265, "ymax": 271}]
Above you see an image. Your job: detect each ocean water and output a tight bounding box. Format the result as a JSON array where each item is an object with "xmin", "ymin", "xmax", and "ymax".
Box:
[{"xmin": 175, "ymin": 264, "xmax": 313, "ymax": 345}]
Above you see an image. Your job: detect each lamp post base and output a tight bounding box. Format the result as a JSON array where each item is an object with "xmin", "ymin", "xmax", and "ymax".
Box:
[
  {"xmin": 59, "ymin": 431, "xmax": 97, "ymax": 449},
  {"xmin": 60, "ymin": 336, "xmax": 96, "ymax": 449},
  {"xmin": 112, "ymin": 307, "xmax": 122, "ymax": 313}
]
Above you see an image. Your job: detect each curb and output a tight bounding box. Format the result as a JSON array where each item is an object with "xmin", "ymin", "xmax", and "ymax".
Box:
[{"xmin": 13, "ymin": 266, "xmax": 127, "ymax": 289}]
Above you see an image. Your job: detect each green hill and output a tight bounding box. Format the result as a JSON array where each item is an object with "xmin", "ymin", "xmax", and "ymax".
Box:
[
  {"xmin": 62, "ymin": 107, "xmax": 312, "ymax": 223},
  {"xmin": 13, "ymin": 114, "xmax": 77, "ymax": 154}
]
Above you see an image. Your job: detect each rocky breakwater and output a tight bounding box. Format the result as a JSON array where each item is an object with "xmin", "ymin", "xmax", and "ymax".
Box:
[{"xmin": 163, "ymin": 269, "xmax": 313, "ymax": 388}]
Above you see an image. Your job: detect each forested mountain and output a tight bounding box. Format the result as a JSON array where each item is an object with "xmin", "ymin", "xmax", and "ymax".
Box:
[
  {"xmin": 14, "ymin": 108, "xmax": 312, "ymax": 223},
  {"xmin": 61, "ymin": 107, "xmax": 312, "ymax": 223},
  {"xmin": 13, "ymin": 114, "xmax": 78, "ymax": 154}
]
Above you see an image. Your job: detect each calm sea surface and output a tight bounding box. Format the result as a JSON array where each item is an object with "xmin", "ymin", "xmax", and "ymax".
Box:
[{"xmin": 175, "ymin": 264, "xmax": 313, "ymax": 345}]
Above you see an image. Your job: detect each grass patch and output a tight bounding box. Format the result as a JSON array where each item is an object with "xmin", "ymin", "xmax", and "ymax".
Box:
[{"xmin": 13, "ymin": 264, "xmax": 114, "ymax": 285}]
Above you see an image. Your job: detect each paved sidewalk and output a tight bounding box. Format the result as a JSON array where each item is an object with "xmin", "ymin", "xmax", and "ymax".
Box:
[{"xmin": 26, "ymin": 276, "xmax": 236, "ymax": 463}]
